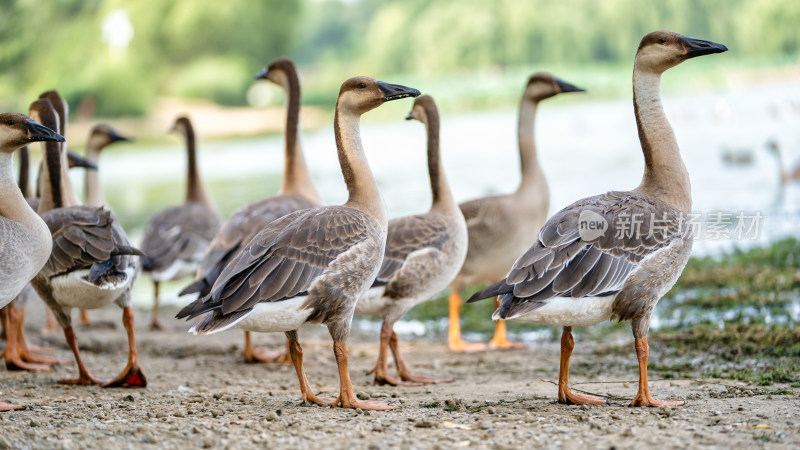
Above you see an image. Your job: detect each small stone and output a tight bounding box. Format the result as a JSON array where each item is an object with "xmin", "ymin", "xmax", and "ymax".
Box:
[
  {"xmin": 122, "ymin": 394, "xmax": 134, "ymax": 402},
  {"xmin": 656, "ymin": 405, "xmax": 672, "ymax": 418},
  {"xmin": 29, "ymin": 420, "xmax": 39, "ymax": 427},
  {"xmin": 486, "ymin": 406, "xmax": 496, "ymax": 414},
  {"xmin": 173, "ymin": 410, "xmax": 186, "ymax": 418},
  {"xmin": 264, "ymin": 411, "xmax": 279, "ymax": 421},
  {"xmin": 357, "ymin": 392, "xmax": 371, "ymax": 400},
  {"xmin": 211, "ymin": 409, "xmax": 224, "ymax": 417},
  {"xmin": 479, "ymin": 421, "xmax": 493, "ymax": 430},
  {"xmin": 371, "ymin": 392, "xmax": 389, "ymax": 398},
  {"xmin": 414, "ymin": 420, "xmax": 436, "ymax": 428},
  {"xmin": 202, "ymin": 438, "xmax": 214, "ymax": 448},
  {"xmin": 212, "ymin": 393, "xmax": 222, "ymax": 400},
  {"xmin": 621, "ymin": 428, "xmax": 634, "ymax": 437}
]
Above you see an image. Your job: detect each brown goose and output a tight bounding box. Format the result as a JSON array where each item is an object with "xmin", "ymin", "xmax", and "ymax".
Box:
[
  {"xmin": 469, "ymin": 31, "xmax": 727, "ymax": 406},
  {"xmin": 0, "ymin": 112, "xmax": 63, "ymax": 411},
  {"xmin": 179, "ymin": 58, "xmax": 323, "ymax": 363},
  {"xmin": 0, "ymin": 146, "xmax": 93, "ymax": 371},
  {"xmin": 178, "ymin": 76, "xmax": 420, "ymax": 410},
  {"xmin": 356, "ymin": 95, "xmax": 467, "ymax": 385},
  {"xmin": 28, "ymin": 98, "xmax": 147, "ymax": 388},
  {"xmin": 448, "ymin": 72, "xmax": 585, "ymax": 352},
  {"xmin": 140, "ymin": 116, "xmax": 221, "ymax": 330},
  {"xmin": 83, "ymin": 124, "xmax": 133, "ymax": 207}
]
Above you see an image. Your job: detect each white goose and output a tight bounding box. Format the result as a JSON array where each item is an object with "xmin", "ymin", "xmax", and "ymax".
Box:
[{"xmin": 469, "ymin": 31, "xmax": 727, "ymax": 406}]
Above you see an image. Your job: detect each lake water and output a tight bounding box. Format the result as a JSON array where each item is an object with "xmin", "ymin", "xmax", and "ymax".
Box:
[{"xmin": 77, "ymin": 78, "xmax": 800, "ymax": 307}]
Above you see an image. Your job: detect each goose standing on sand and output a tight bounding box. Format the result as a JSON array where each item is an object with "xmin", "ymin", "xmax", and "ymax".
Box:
[
  {"xmin": 356, "ymin": 95, "xmax": 467, "ymax": 385},
  {"xmin": 0, "ymin": 112, "xmax": 64, "ymax": 410},
  {"xmin": 28, "ymin": 98, "xmax": 147, "ymax": 388},
  {"xmin": 178, "ymin": 77, "xmax": 420, "ymax": 410},
  {"xmin": 141, "ymin": 117, "xmax": 221, "ymax": 330},
  {"xmin": 180, "ymin": 58, "xmax": 323, "ymax": 363},
  {"xmin": 448, "ymin": 73, "xmax": 585, "ymax": 352},
  {"xmin": 0, "ymin": 146, "xmax": 93, "ymax": 371},
  {"xmin": 469, "ymin": 31, "xmax": 727, "ymax": 406}
]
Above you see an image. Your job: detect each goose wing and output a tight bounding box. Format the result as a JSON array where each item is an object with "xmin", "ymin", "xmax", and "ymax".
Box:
[
  {"xmin": 468, "ymin": 191, "xmax": 687, "ymax": 319},
  {"xmin": 141, "ymin": 203, "xmax": 221, "ymax": 272},
  {"xmin": 177, "ymin": 206, "xmax": 379, "ymax": 330},
  {"xmin": 40, "ymin": 206, "xmax": 143, "ymax": 281},
  {"xmin": 373, "ymin": 214, "xmax": 450, "ymax": 285},
  {"xmin": 181, "ymin": 195, "xmax": 316, "ymax": 297}
]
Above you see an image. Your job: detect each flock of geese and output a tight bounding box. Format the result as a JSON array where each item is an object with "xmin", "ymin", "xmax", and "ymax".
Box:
[{"xmin": 0, "ymin": 31, "xmax": 728, "ymax": 411}]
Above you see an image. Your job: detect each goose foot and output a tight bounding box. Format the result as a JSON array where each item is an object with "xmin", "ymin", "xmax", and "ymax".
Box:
[
  {"xmin": 629, "ymin": 337, "xmax": 684, "ymax": 407},
  {"xmin": 369, "ymin": 368, "xmax": 422, "ymax": 386},
  {"xmin": 102, "ymin": 363, "xmax": 147, "ymax": 388},
  {"xmin": 78, "ymin": 310, "xmax": 92, "ymax": 326},
  {"xmin": 59, "ymin": 373, "xmax": 104, "ymax": 386},
  {"xmin": 559, "ymin": 389, "xmax": 608, "ymax": 405},
  {"xmin": 149, "ymin": 320, "xmax": 164, "ymax": 331},
  {"xmin": 447, "ymin": 291, "xmax": 487, "ymax": 353},
  {"xmin": 628, "ymin": 394, "xmax": 685, "ymax": 407},
  {"xmin": 5, "ymin": 357, "xmax": 52, "ymax": 372},
  {"xmin": 0, "ymin": 401, "xmax": 25, "ymax": 411},
  {"xmin": 335, "ymin": 396, "xmax": 398, "ymax": 411},
  {"xmin": 448, "ymin": 338, "xmax": 487, "ymax": 353},
  {"xmin": 488, "ymin": 306, "xmax": 524, "ymax": 350}
]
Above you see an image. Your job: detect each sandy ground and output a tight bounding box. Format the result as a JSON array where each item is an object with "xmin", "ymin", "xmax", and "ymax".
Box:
[{"xmin": 1, "ymin": 304, "xmax": 798, "ymax": 450}]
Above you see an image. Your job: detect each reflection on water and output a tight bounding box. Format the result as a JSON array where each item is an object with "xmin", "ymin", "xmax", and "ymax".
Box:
[{"xmin": 86, "ymin": 78, "xmax": 799, "ymax": 307}]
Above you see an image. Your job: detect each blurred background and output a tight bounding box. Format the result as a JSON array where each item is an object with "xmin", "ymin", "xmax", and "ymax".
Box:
[{"xmin": 2, "ymin": 1, "xmax": 799, "ymax": 358}]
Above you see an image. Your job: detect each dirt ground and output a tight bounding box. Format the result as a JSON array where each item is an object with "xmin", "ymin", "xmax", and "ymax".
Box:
[{"xmin": 1, "ymin": 304, "xmax": 798, "ymax": 450}]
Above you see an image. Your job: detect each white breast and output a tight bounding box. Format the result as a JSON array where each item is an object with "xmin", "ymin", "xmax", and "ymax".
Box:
[
  {"xmin": 354, "ymin": 286, "xmax": 391, "ymax": 316},
  {"xmin": 51, "ymin": 268, "xmax": 135, "ymax": 310}
]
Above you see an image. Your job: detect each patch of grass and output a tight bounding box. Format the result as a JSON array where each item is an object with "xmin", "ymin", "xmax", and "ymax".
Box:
[
  {"xmin": 421, "ymin": 401, "xmax": 440, "ymax": 408},
  {"xmin": 760, "ymin": 389, "xmax": 795, "ymax": 396}
]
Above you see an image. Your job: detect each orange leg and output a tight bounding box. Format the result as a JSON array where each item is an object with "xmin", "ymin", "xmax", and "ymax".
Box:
[
  {"xmin": 391, "ymin": 330, "xmax": 452, "ymax": 384},
  {"xmin": 79, "ymin": 309, "xmax": 92, "ymax": 326},
  {"xmin": 286, "ymin": 335, "xmax": 335, "ymax": 406},
  {"xmin": 59, "ymin": 326, "xmax": 104, "ymax": 385},
  {"xmin": 368, "ymin": 321, "xmax": 422, "ymax": 386},
  {"xmin": 150, "ymin": 282, "xmax": 163, "ymax": 331},
  {"xmin": 332, "ymin": 342, "xmax": 397, "ymax": 410},
  {"xmin": 243, "ymin": 331, "xmax": 280, "ymax": 363},
  {"xmin": 629, "ymin": 337, "xmax": 684, "ymax": 407},
  {"xmin": 557, "ymin": 327, "xmax": 607, "ymax": 405},
  {"xmin": 447, "ymin": 290, "xmax": 486, "ymax": 353},
  {"xmin": 103, "ymin": 306, "xmax": 147, "ymax": 388},
  {"xmin": 488, "ymin": 299, "xmax": 525, "ymax": 350},
  {"xmin": 0, "ymin": 400, "xmax": 24, "ymax": 411},
  {"xmin": 1, "ymin": 305, "xmax": 53, "ymax": 371},
  {"xmin": 0, "ymin": 306, "xmax": 7, "ymax": 341},
  {"xmin": 16, "ymin": 307, "xmax": 68, "ymax": 366}
]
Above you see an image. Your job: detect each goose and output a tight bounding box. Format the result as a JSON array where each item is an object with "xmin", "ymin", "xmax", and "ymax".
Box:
[
  {"xmin": 83, "ymin": 124, "xmax": 133, "ymax": 207},
  {"xmin": 0, "ymin": 146, "xmax": 94, "ymax": 371},
  {"xmin": 38, "ymin": 90, "xmax": 94, "ymax": 327},
  {"xmin": 765, "ymin": 139, "xmax": 800, "ymax": 185},
  {"xmin": 179, "ymin": 58, "xmax": 323, "ymax": 363},
  {"xmin": 356, "ymin": 95, "xmax": 467, "ymax": 385},
  {"xmin": 448, "ymin": 72, "xmax": 585, "ymax": 352},
  {"xmin": 468, "ymin": 31, "xmax": 727, "ymax": 406},
  {"xmin": 27, "ymin": 98, "xmax": 147, "ymax": 387},
  {"xmin": 178, "ymin": 76, "xmax": 420, "ymax": 410},
  {"xmin": 0, "ymin": 112, "xmax": 63, "ymax": 411},
  {"xmin": 140, "ymin": 116, "xmax": 221, "ymax": 330}
]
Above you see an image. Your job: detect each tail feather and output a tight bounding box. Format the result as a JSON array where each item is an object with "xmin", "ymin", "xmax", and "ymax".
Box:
[
  {"xmin": 188, "ymin": 308, "xmax": 252, "ymax": 335},
  {"xmin": 467, "ymin": 280, "xmax": 511, "ymax": 303},
  {"xmin": 113, "ymin": 245, "xmax": 145, "ymax": 257},
  {"xmin": 178, "ymin": 278, "xmax": 210, "ymax": 297},
  {"xmin": 141, "ymin": 256, "xmax": 156, "ymax": 272},
  {"xmin": 492, "ymin": 293, "xmax": 546, "ymax": 320}
]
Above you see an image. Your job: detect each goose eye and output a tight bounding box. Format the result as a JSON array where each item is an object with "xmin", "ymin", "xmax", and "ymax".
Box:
[
  {"xmin": 6, "ymin": 119, "xmax": 14, "ymax": 126},
  {"xmin": 357, "ymin": 82, "xmax": 366, "ymax": 89},
  {"xmin": 658, "ymin": 38, "xmax": 667, "ymax": 44}
]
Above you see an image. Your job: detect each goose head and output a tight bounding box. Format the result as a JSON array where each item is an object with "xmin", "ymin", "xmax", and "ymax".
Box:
[
  {"xmin": 88, "ymin": 124, "xmax": 132, "ymax": 153},
  {"xmin": 255, "ymin": 57, "xmax": 297, "ymax": 87},
  {"xmin": 524, "ymin": 73, "xmax": 585, "ymax": 102},
  {"xmin": 405, "ymin": 95, "xmax": 437, "ymax": 125},
  {"xmin": 0, "ymin": 112, "xmax": 65, "ymax": 154},
  {"xmin": 170, "ymin": 116, "xmax": 194, "ymax": 137},
  {"xmin": 67, "ymin": 152, "xmax": 98, "ymax": 170},
  {"xmin": 635, "ymin": 30, "xmax": 727, "ymax": 74},
  {"xmin": 337, "ymin": 76, "xmax": 421, "ymax": 114}
]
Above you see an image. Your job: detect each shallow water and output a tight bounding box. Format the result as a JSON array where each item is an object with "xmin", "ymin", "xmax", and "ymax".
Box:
[{"xmin": 80, "ymin": 78, "xmax": 800, "ymax": 307}]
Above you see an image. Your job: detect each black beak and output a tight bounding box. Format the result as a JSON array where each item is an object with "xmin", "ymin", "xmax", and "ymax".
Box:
[
  {"xmin": 680, "ymin": 35, "xmax": 728, "ymax": 60},
  {"xmin": 108, "ymin": 128, "xmax": 133, "ymax": 143},
  {"xmin": 254, "ymin": 67, "xmax": 269, "ymax": 80},
  {"xmin": 377, "ymin": 82, "xmax": 421, "ymax": 101},
  {"xmin": 26, "ymin": 119, "xmax": 65, "ymax": 143},
  {"xmin": 556, "ymin": 78, "xmax": 586, "ymax": 93},
  {"xmin": 405, "ymin": 112, "xmax": 413, "ymax": 120},
  {"xmin": 67, "ymin": 152, "xmax": 98, "ymax": 170}
]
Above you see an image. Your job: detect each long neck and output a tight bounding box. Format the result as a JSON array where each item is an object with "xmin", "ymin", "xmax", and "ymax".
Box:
[
  {"xmin": 277, "ymin": 72, "xmax": 322, "ymax": 203},
  {"xmin": 184, "ymin": 124, "xmax": 211, "ymax": 204},
  {"xmin": 423, "ymin": 108, "xmax": 457, "ymax": 213},
  {"xmin": 17, "ymin": 146, "xmax": 32, "ymax": 199},
  {"xmin": 38, "ymin": 140, "xmax": 79, "ymax": 213},
  {"xmin": 333, "ymin": 105, "xmax": 386, "ymax": 224},
  {"xmin": 85, "ymin": 142, "xmax": 105, "ymax": 206},
  {"xmin": 517, "ymin": 97, "xmax": 544, "ymax": 190},
  {"xmin": 632, "ymin": 69, "xmax": 691, "ymax": 213},
  {"xmin": 1, "ymin": 152, "xmax": 40, "ymax": 227}
]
